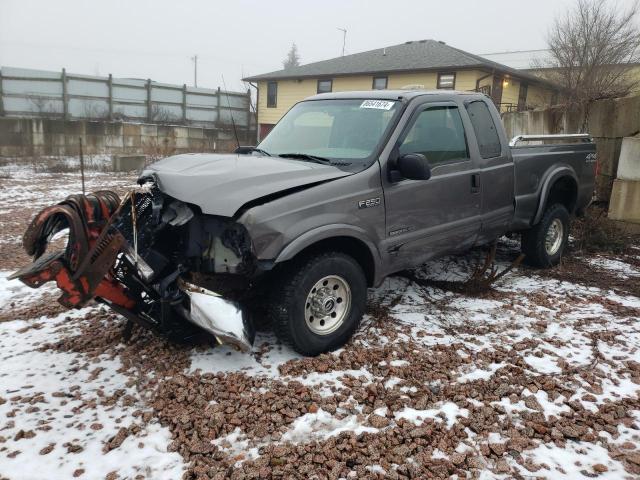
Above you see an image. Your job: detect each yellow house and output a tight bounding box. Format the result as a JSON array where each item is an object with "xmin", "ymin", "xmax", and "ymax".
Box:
[{"xmin": 244, "ymin": 39, "xmax": 559, "ymax": 139}]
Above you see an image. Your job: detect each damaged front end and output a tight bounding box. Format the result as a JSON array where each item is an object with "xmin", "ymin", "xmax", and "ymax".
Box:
[{"xmin": 10, "ymin": 181, "xmax": 256, "ymax": 352}]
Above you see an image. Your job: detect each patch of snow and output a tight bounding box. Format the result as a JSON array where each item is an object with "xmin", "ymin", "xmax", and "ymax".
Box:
[
  {"xmin": 189, "ymin": 333, "xmax": 300, "ymax": 377},
  {"xmin": 389, "ymin": 359, "xmax": 409, "ymax": 367},
  {"xmin": 0, "ymin": 272, "xmax": 56, "ymax": 312},
  {"xmin": 0, "ymin": 311, "xmax": 184, "ymax": 479},
  {"xmin": 366, "ymin": 464, "xmax": 386, "ymax": 474},
  {"xmin": 281, "ymin": 409, "xmax": 377, "ymax": 443},
  {"xmin": 587, "ymin": 256, "xmax": 640, "ymax": 278},
  {"xmin": 384, "ymin": 376, "xmax": 403, "ymax": 389},
  {"xmin": 458, "ymin": 363, "xmax": 505, "ymax": 382},
  {"xmin": 394, "ymin": 403, "xmax": 469, "ymax": 429},
  {"xmin": 516, "ymin": 441, "xmax": 627, "ymax": 479},
  {"xmin": 431, "ymin": 449, "xmax": 448, "ymax": 459},
  {"xmin": 212, "ymin": 428, "xmax": 259, "ymax": 464},
  {"xmin": 522, "ymin": 353, "xmax": 563, "ymax": 374}
]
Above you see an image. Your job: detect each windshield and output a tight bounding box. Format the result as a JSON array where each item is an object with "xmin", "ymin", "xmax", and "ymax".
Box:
[{"xmin": 257, "ymin": 99, "xmax": 400, "ymax": 165}]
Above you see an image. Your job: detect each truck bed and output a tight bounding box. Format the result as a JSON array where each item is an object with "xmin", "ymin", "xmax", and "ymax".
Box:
[{"xmin": 510, "ymin": 136, "xmax": 597, "ymax": 230}]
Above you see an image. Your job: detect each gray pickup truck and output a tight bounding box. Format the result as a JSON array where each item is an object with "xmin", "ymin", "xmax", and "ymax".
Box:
[{"xmin": 14, "ymin": 90, "xmax": 596, "ymax": 356}]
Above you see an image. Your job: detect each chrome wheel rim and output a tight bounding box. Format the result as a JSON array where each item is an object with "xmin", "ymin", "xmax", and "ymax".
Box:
[
  {"xmin": 545, "ymin": 218, "xmax": 564, "ymax": 256},
  {"xmin": 304, "ymin": 275, "xmax": 351, "ymax": 335}
]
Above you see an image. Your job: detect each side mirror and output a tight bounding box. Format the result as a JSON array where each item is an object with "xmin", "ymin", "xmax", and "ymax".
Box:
[{"xmin": 396, "ymin": 153, "xmax": 432, "ymax": 181}]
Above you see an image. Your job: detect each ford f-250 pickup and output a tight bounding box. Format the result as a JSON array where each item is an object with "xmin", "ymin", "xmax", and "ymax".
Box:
[{"xmin": 12, "ymin": 90, "xmax": 597, "ymax": 356}]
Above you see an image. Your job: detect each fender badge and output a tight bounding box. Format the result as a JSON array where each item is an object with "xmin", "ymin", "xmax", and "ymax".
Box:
[
  {"xmin": 389, "ymin": 226, "xmax": 415, "ymax": 236},
  {"xmin": 358, "ymin": 197, "xmax": 381, "ymax": 209}
]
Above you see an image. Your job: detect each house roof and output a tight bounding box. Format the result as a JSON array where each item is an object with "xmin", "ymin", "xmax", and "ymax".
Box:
[
  {"xmin": 479, "ymin": 49, "xmax": 640, "ymax": 71},
  {"xmin": 243, "ymin": 39, "xmax": 553, "ymax": 86},
  {"xmin": 479, "ymin": 49, "xmax": 553, "ymax": 70}
]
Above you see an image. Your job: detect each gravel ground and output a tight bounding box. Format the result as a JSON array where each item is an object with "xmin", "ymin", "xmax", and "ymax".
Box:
[{"xmin": 0, "ymin": 162, "xmax": 639, "ymax": 479}]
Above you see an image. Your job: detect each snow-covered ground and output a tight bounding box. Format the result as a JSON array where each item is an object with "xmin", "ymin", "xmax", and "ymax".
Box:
[
  {"xmin": 0, "ymin": 163, "xmax": 639, "ymax": 479},
  {"xmin": 0, "ymin": 276, "xmax": 185, "ymax": 480}
]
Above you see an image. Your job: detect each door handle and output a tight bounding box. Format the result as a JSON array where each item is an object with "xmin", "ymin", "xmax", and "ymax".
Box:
[{"xmin": 471, "ymin": 173, "xmax": 480, "ymax": 193}]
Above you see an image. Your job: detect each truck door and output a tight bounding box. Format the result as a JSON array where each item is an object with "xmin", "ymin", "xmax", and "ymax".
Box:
[
  {"xmin": 381, "ymin": 101, "xmax": 481, "ymax": 271},
  {"xmin": 464, "ymin": 99, "xmax": 515, "ymax": 242}
]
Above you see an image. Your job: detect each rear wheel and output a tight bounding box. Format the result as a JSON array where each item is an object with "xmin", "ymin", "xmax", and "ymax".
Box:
[
  {"xmin": 522, "ymin": 203, "xmax": 570, "ymax": 267},
  {"xmin": 269, "ymin": 252, "xmax": 366, "ymax": 356}
]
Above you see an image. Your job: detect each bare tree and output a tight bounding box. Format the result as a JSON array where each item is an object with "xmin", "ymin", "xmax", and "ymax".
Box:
[
  {"xmin": 542, "ymin": 0, "xmax": 640, "ymax": 116},
  {"xmin": 282, "ymin": 43, "xmax": 301, "ymax": 70},
  {"xmin": 150, "ymin": 104, "xmax": 179, "ymax": 124},
  {"xmin": 82, "ymin": 101, "xmax": 109, "ymax": 120},
  {"xmin": 27, "ymin": 95, "xmax": 62, "ymax": 116}
]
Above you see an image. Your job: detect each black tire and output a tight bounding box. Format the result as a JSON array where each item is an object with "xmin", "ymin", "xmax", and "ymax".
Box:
[
  {"xmin": 268, "ymin": 251, "xmax": 367, "ymax": 356},
  {"xmin": 522, "ymin": 203, "xmax": 570, "ymax": 268}
]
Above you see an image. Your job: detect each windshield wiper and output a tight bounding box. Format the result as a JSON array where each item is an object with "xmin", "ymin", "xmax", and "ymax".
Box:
[
  {"xmin": 234, "ymin": 146, "xmax": 272, "ymax": 156},
  {"xmin": 278, "ymin": 153, "xmax": 333, "ymax": 165}
]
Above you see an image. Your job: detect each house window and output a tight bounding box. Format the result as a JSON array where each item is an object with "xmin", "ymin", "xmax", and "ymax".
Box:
[
  {"xmin": 372, "ymin": 76, "xmax": 388, "ymax": 90},
  {"xmin": 317, "ymin": 79, "xmax": 333, "ymax": 94},
  {"xmin": 267, "ymin": 81, "xmax": 277, "ymax": 108},
  {"xmin": 437, "ymin": 72, "xmax": 456, "ymax": 90}
]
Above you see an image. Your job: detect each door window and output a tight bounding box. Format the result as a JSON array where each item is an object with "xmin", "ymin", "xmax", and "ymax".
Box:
[{"xmin": 398, "ymin": 106, "xmax": 468, "ymax": 165}]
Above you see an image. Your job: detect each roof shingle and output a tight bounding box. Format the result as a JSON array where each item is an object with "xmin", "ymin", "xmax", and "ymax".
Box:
[{"xmin": 243, "ymin": 39, "xmax": 551, "ymax": 85}]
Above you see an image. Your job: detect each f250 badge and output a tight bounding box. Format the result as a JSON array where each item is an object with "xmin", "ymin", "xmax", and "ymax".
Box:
[
  {"xmin": 358, "ymin": 197, "xmax": 381, "ymax": 209},
  {"xmin": 586, "ymin": 153, "xmax": 597, "ymax": 163}
]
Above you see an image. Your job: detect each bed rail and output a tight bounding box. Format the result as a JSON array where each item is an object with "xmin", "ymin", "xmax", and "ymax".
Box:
[{"xmin": 509, "ymin": 134, "xmax": 593, "ymax": 147}]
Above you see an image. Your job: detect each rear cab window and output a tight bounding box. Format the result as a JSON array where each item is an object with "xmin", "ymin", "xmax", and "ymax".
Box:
[{"xmin": 465, "ymin": 100, "xmax": 502, "ymax": 158}]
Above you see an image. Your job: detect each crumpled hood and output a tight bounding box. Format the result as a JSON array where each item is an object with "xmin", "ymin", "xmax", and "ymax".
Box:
[{"xmin": 141, "ymin": 153, "xmax": 351, "ymax": 216}]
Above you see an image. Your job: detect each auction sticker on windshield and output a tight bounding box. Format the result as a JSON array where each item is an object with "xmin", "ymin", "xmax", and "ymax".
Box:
[{"xmin": 360, "ymin": 100, "xmax": 395, "ymax": 110}]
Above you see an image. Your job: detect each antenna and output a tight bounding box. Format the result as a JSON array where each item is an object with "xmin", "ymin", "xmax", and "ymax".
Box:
[
  {"xmin": 337, "ymin": 27, "xmax": 347, "ymax": 56},
  {"xmin": 221, "ymin": 74, "xmax": 240, "ymax": 149},
  {"xmin": 191, "ymin": 55, "xmax": 198, "ymax": 87}
]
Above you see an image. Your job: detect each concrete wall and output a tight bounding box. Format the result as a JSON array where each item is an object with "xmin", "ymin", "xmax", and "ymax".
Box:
[
  {"xmin": 0, "ymin": 117, "xmax": 256, "ymax": 157},
  {"xmin": 502, "ymin": 95, "xmax": 640, "ymax": 200},
  {"xmin": 609, "ymin": 137, "xmax": 640, "ymax": 224}
]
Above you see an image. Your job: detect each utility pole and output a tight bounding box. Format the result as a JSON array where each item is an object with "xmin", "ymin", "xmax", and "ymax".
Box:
[
  {"xmin": 337, "ymin": 27, "xmax": 347, "ymax": 56},
  {"xmin": 191, "ymin": 55, "xmax": 198, "ymax": 87}
]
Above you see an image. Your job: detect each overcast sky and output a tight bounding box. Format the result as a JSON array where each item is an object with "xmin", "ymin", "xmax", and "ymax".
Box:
[{"xmin": 1, "ymin": 0, "xmax": 638, "ymax": 92}]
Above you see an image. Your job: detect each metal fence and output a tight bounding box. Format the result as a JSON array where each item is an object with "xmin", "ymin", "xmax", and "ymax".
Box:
[{"xmin": 0, "ymin": 66, "xmax": 254, "ymax": 128}]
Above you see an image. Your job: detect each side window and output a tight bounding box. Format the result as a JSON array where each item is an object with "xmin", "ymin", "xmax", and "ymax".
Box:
[
  {"xmin": 466, "ymin": 101, "xmax": 502, "ymax": 158},
  {"xmin": 398, "ymin": 106, "xmax": 468, "ymax": 165},
  {"xmin": 267, "ymin": 81, "xmax": 277, "ymax": 108}
]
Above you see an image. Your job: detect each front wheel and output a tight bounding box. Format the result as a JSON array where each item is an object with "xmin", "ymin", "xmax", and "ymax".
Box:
[
  {"xmin": 269, "ymin": 252, "xmax": 367, "ymax": 356},
  {"xmin": 521, "ymin": 203, "xmax": 570, "ymax": 267}
]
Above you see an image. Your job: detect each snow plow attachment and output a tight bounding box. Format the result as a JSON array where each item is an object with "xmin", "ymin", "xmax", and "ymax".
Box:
[{"xmin": 10, "ymin": 188, "xmax": 254, "ymax": 352}]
